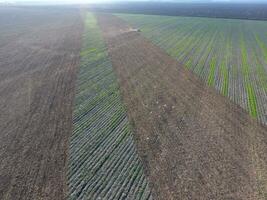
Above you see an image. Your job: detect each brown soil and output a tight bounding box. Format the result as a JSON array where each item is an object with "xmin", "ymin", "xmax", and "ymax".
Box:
[
  {"xmin": 97, "ymin": 13, "xmax": 267, "ymax": 200},
  {"xmin": 0, "ymin": 8, "xmax": 83, "ymax": 200}
]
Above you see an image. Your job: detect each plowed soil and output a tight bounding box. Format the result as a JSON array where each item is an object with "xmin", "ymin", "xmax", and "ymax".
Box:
[
  {"xmin": 0, "ymin": 7, "xmax": 83, "ymax": 200},
  {"xmin": 97, "ymin": 13, "xmax": 267, "ymax": 200}
]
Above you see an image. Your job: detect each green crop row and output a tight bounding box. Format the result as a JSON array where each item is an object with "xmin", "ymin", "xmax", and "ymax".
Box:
[
  {"xmin": 220, "ymin": 61, "xmax": 229, "ymax": 97},
  {"xmin": 208, "ymin": 57, "xmax": 217, "ymax": 86},
  {"xmin": 67, "ymin": 13, "xmax": 152, "ymax": 200}
]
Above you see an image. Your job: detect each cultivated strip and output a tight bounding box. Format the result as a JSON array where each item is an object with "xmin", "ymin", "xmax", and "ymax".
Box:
[{"xmin": 67, "ymin": 13, "xmax": 152, "ymax": 200}]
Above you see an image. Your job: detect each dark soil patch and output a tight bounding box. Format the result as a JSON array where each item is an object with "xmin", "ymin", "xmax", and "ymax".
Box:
[{"xmin": 0, "ymin": 7, "xmax": 83, "ymax": 200}]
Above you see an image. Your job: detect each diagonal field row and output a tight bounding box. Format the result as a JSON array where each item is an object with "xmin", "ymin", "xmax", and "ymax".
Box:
[
  {"xmin": 116, "ymin": 14, "xmax": 267, "ymax": 125},
  {"xmin": 97, "ymin": 13, "xmax": 267, "ymax": 200},
  {"xmin": 67, "ymin": 13, "xmax": 152, "ymax": 200},
  {"xmin": 0, "ymin": 7, "xmax": 83, "ymax": 200}
]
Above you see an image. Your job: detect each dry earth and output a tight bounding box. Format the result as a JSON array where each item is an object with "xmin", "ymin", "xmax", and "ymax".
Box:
[
  {"xmin": 97, "ymin": 13, "xmax": 267, "ymax": 200},
  {"xmin": 0, "ymin": 7, "xmax": 83, "ymax": 200}
]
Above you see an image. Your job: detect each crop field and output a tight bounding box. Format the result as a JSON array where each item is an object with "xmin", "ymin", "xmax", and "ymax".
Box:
[
  {"xmin": 1, "ymin": 6, "xmax": 267, "ymax": 200},
  {"xmin": 116, "ymin": 14, "xmax": 267, "ymax": 124},
  {"xmin": 67, "ymin": 13, "xmax": 151, "ymax": 200}
]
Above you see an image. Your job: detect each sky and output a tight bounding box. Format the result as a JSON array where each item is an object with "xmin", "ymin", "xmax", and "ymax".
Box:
[{"xmin": 3, "ymin": 0, "xmax": 266, "ymax": 5}]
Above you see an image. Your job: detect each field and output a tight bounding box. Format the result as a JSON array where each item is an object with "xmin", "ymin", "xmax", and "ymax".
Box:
[
  {"xmin": 116, "ymin": 14, "xmax": 267, "ymax": 124},
  {"xmin": 97, "ymin": 13, "xmax": 267, "ymax": 199},
  {"xmin": 0, "ymin": 7, "xmax": 83, "ymax": 199},
  {"xmin": 0, "ymin": 6, "xmax": 267, "ymax": 200}
]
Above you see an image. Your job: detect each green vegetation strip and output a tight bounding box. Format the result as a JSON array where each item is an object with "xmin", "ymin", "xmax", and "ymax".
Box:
[
  {"xmin": 116, "ymin": 13, "xmax": 267, "ymax": 124},
  {"xmin": 67, "ymin": 13, "xmax": 152, "ymax": 200}
]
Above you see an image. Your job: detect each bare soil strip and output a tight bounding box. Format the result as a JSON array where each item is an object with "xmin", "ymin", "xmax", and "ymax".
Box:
[
  {"xmin": 0, "ymin": 8, "xmax": 83, "ymax": 200},
  {"xmin": 97, "ymin": 13, "xmax": 267, "ymax": 200}
]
